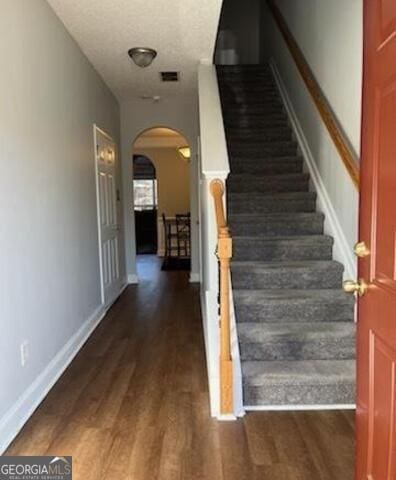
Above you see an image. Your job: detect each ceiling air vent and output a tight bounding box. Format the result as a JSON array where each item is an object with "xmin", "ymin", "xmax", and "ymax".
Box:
[{"xmin": 160, "ymin": 71, "xmax": 179, "ymax": 82}]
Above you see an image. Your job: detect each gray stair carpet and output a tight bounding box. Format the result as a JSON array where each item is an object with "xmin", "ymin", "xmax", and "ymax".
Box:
[{"xmin": 217, "ymin": 64, "xmax": 356, "ymax": 408}]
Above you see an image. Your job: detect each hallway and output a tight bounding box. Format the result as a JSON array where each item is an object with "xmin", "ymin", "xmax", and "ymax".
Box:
[{"xmin": 7, "ymin": 256, "xmax": 355, "ymax": 479}]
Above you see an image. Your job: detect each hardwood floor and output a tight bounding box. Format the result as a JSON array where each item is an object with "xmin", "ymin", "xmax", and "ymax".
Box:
[{"xmin": 6, "ymin": 255, "xmax": 355, "ymax": 479}]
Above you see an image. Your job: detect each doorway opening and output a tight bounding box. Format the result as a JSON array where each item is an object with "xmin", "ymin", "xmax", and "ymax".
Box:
[
  {"xmin": 132, "ymin": 127, "xmax": 191, "ymax": 278},
  {"xmin": 133, "ymin": 155, "xmax": 158, "ymax": 255}
]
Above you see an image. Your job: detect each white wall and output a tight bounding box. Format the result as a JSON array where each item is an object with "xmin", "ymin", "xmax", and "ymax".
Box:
[
  {"xmin": 0, "ymin": 0, "xmax": 122, "ymax": 452},
  {"xmin": 121, "ymin": 97, "xmax": 200, "ymax": 283},
  {"xmin": 268, "ymin": 0, "xmax": 363, "ymax": 155},
  {"xmin": 260, "ymin": 0, "xmax": 362, "ymax": 278}
]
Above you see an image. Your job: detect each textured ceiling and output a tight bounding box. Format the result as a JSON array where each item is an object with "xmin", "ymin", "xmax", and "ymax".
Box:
[{"xmin": 47, "ymin": 0, "xmax": 223, "ymax": 101}]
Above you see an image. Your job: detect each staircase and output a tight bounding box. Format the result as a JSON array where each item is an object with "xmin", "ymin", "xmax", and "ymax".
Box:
[{"xmin": 217, "ymin": 65, "xmax": 356, "ymax": 408}]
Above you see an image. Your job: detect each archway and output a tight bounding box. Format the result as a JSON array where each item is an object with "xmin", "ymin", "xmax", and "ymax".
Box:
[{"xmin": 132, "ymin": 127, "xmax": 192, "ymax": 278}]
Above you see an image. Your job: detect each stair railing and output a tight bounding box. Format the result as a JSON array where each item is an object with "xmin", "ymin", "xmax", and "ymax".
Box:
[{"xmin": 210, "ymin": 178, "xmax": 233, "ymax": 414}]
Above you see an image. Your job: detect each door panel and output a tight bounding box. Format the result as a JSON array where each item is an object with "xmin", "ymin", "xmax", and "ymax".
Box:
[
  {"xmin": 373, "ymin": 82, "xmax": 396, "ymax": 284},
  {"xmin": 379, "ymin": 0, "xmax": 396, "ymax": 44},
  {"xmin": 95, "ymin": 128, "xmax": 122, "ymax": 306},
  {"xmin": 368, "ymin": 331, "xmax": 396, "ymax": 479},
  {"xmin": 356, "ymin": 1, "xmax": 396, "ymax": 478}
]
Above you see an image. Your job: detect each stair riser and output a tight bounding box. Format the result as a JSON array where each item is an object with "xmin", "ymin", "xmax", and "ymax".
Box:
[
  {"xmin": 220, "ymin": 92, "xmax": 279, "ymax": 102},
  {"xmin": 224, "ymin": 105, "xmax": 285, "ymax": 115},
  {"xmin": 233, "ymin": 239, "xmax": 333, "ymax": 262},
  {"xmin": 243, "ymin": 383, "xmax": 356, "ymax": 406},
  {"xmin": 228, "ymin": 196, "xmax": 316, "ymax": 214},
  {"xmin": 231, "ymin": 267, "xmax": 343, "ymax": 290},
  {"xmin": 217, "ymin": 73, "xmax": 273, "ymax": 80},
  {"xmin": 221, "ymin": 98, "xmax": 283, "ymax": 108},
  {"xmin": 234, "ymin": 299, "xmax": 353, "ymax": 323},
  {"xmin": 218, "ymin": 78, "xmax": 275, "ymax": 86},
  {"xmin": 228, "ymin": 176, "xmax": 309, "ymax": 194},
  {"xmin": 229, "ymin": 145, "xmax": 298, "ymax": 157},
  {"xmin": 230, "ymin": 216, "xmax": 324, "ymax": 236},
  {"xmin": 231, "ymin": 161, "xmax": 303, "ymax": 175},
  {"xmin": 224, "ymin": 117, "xmax": 289, "ymax": 128},
  {"xmin": 240, "ymin": 337, "xmax": 355, "ymax": 361},
  {"xmin": 227, "ymin": 131, "xmax": 293, "ymax": 141}
]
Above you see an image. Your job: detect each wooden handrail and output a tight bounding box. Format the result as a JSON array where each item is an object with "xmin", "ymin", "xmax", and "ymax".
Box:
[
  {"xmin": 210, "ymin": 179, "xmax": 233, "ymax": 415},
  {"xmin": 266, "ymin": 0, "xmax": 360, "ymax": 189}
]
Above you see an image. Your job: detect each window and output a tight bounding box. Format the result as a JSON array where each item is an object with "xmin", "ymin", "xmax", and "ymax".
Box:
[{"xmin": 133, "ymin": 179, "xmax": 158, "ymax": 211}]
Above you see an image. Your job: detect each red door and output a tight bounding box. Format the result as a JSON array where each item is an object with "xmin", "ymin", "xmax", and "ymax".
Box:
[{"xmin": 356, "ymin": 1, "xmax": 396, "ymax": 478}]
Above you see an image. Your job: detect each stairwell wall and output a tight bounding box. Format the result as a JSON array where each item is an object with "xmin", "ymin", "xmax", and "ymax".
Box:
[{"xmin": 260, "ymin": 0, "xmax": 362, "ymax": 278}]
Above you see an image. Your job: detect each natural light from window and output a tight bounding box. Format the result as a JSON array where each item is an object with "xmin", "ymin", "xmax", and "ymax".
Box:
[{"xmin": 133, "ymin": 179, "xmax": 158, "ymax": 211}]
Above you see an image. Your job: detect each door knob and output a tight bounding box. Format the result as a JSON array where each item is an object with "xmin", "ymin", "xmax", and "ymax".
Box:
[
  {"xmin": 343, "ymin": 279, "xmax": 369, "ymax": 297},
  {"xmin": 354, "ymin": 241, "xmax": 370, "ymax": 258}
]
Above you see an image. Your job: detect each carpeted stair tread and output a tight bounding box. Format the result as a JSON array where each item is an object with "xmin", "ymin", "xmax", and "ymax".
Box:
[
  {"xmin": 224, "ymin": 115, "xmax": 289, "ymax": 128},
  {"xmin": 242, "ymin": 359, "xmax": 355, "ymax": 406},
  {"xmin": 224, "ymin": 107, "xmax": 286, "ymax": 117},
  {"xmin": 228, "ymin": 191, "xmax": 317, "ymax": 214},
  {"xmin": 227, "ymin": 130, "xmax": 292, "ymax": 141},
  {"xmin": 238, "ymin": 322, "xmax": 355, "ymax": 361},
  {"xmin": 242, "ymin": 359, "xmax": 355, "ymax": 386},
  {"xmin": 233, "ymin": 289, "xmax": 354, "ymax": 323},
  {"xmin": 220, "ymin": 93, "xmax": 281, "ymax": 103},
  {"xmin": 231, "ymin": 260, "xmax": 344, "ymax": 290},
  {"xmin": 227, "ymin": 127, "xmax": 292, "ymax": 137},
  {"xmin": 230, "ymin": 212, "xmax": 324, "ymax": 236},
  {"xmin": 233, "ymin": 234, "xmax": 333, "ymax": 261},
  {"xmin": 228, "ymin": 154, "xmax": 302, "ymax": 163},
  {"xmin": 228, "ymin": 143, "xmax": 298, "ymax": 158},
  {"xmin": 228, "ymin": 173, "xmax": 310, "ymax": 193},
  {"xmin": 231, "ymin": 159, "xmax": 303, "ymax": 175}
]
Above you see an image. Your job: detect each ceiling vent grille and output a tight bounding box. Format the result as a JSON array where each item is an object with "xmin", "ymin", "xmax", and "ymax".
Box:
[{"xmin": 160, "ymin": 71, "xmax": 179, "ymax": 82}]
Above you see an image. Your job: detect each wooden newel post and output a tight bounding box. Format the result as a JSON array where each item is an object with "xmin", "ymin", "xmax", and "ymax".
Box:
[{"xmin": 210, "ymin": 179, "xmax": 233, "ymax": 415}]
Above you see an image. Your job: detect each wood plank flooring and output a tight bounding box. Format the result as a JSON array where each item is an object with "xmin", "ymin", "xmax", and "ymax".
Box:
[{"xmin": 6, "ymin": 255, "xmax": 355, "ymax": 479}]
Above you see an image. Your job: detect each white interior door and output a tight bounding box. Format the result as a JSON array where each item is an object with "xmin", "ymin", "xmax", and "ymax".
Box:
[{"xmin": 95, "ymin": 127, "xmax": 122, "ymax": 306}]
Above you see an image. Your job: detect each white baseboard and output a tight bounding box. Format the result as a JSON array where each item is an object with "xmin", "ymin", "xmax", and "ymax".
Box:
[
  {"xmin": 189, "ymin": 272, "xmax": 200, "ymax": 283},
  {"xmin": 270, "ymin": 59, "xmax": 356, "ymax": 280},
  {"xmin": 0, "ymin": 304, "xmax": 110, "ymax": 454},
  {"xmin": 200, "ymin": 288, "xmax": 219, "ymax": 418},
  {"xmin": 245, "ymin": 404, "xmax": 356, "ymax": 411},
  {"xmin": 127, "ymin": 274, "xmax": 138, "ymax": 284}
]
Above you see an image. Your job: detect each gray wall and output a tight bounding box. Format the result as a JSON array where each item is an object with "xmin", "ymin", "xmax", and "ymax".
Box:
[{"xmin": 0, "ymin": 0, "xmax": 121, "ymax": 451}]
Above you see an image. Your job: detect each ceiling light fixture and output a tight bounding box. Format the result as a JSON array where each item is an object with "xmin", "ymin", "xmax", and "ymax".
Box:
[
  {"xmin": 128, "ymin": 47, "xmax": 157, "ymax": 68},
  {"xmin": 178, "ymin": 146, "xmax": 191, "ymax": 161}
]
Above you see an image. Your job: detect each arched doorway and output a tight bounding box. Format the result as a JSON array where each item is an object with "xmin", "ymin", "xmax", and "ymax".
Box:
[{"xmin": 132, "ymin": 127, "xmax": 191, "ymax": 277}]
